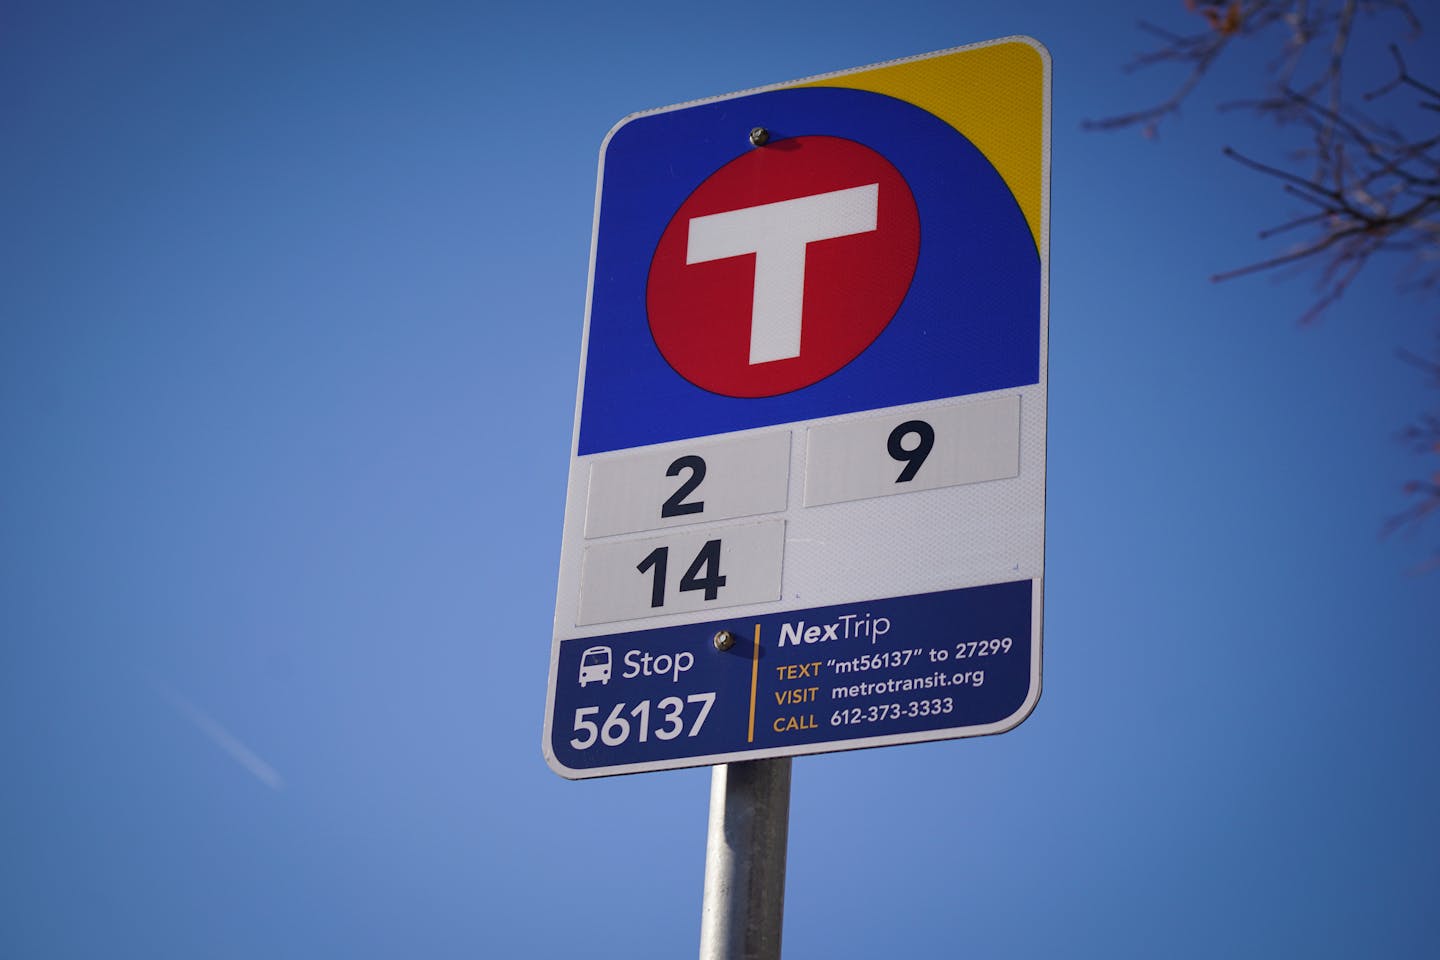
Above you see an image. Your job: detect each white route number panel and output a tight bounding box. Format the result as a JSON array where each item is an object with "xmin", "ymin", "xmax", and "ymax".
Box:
[{"xmin": 572, "ymin": 400, "xmax": 1023, "ymax": 626}]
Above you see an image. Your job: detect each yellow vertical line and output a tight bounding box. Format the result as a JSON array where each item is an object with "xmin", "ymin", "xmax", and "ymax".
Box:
[{"xmin": 747, "ymin": 624, "xmax": 761, "ymax": 743}]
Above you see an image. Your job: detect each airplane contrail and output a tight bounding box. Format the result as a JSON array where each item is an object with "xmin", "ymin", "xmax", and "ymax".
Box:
[{"xmin": 157, "ymin": 684, "xmax": 285, "ymax": 791}]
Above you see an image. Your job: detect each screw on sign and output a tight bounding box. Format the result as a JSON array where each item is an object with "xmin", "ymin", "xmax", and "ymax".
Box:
[{"xmin": 547, "ymin": 37, "xmax": 1050, "ymax": 780}]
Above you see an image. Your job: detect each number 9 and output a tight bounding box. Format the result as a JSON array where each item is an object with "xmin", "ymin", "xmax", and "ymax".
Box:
[{"xmin": 887, "ymin": 419, "xmax": 934, "ymax": 482}]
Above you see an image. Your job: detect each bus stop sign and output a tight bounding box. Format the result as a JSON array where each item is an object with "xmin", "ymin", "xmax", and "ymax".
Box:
[{"xmin": 545, "ymin": 38, "xmax": 1051, "ymax": 778}]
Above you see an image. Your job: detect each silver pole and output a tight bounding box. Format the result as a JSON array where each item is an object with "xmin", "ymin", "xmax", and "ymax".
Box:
[{"xmin": 698, "ymin": 757, "xmax": 792, "ymax": 960}]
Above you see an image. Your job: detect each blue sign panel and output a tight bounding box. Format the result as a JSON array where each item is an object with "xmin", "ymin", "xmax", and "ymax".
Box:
[
  {"xmin": 578, "ymin": 85, "xmax": 1040, "ymax": 456},
  {"xmin": 549, "ymin": 581, "xmax": 1033, "ymax": 776}
]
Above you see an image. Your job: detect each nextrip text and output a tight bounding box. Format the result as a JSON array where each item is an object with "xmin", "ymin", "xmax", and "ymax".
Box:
[{"xmin": 777, "ymin": 611, "xmax": 891, "ymax": 647}]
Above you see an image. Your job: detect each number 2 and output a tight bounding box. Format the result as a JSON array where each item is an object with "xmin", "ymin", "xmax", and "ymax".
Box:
[{"xmin": 661, "ymin": 455, "xmax": 706, "ymax": 517}]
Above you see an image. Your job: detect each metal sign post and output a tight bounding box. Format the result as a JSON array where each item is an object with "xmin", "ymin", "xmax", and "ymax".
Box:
[{"xmin": 700, "ymin": 759, "xmax": 791, "ymax": 960}]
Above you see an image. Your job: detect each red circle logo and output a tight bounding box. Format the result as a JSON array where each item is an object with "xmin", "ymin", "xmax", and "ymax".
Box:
[{"xmin": 647, "ymin": 136, "xmax": 919, "ymax": 398}]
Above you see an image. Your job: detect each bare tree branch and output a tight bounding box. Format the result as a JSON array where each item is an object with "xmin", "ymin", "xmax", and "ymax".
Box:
[{"xmin": 1090, "ymin": 0, "xmax": 1440, "ymax": 551}]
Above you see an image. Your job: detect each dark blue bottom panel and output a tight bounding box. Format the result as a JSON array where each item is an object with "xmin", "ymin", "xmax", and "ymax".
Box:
[{"xmin": 549, "ymin": 580, "xmax": 1036, "ymax": 776}]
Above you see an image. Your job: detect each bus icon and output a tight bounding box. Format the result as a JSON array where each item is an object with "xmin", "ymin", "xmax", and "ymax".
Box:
[{"xmin": 578, "ymin": 646, "xmax": 612, "ymax": 687}]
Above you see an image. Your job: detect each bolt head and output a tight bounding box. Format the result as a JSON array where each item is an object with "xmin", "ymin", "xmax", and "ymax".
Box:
[
  {"xmin": 713, "ymin": 629, "xmax": 736, "ymax": 651},
  {"xmin": 749, "ymin": 126, "xmax": 770, "ymax": 147}
]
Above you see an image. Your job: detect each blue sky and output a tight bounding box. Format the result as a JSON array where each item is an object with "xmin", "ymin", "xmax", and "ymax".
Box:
[{"xmin": 3, "ymin": 2, "xmax": 1436, "ymax": 957}]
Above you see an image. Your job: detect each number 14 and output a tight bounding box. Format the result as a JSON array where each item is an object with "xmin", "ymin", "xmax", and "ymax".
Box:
[{"xmin": 636, "ymin": 539, "xmax": 727, "ymax": 609}]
